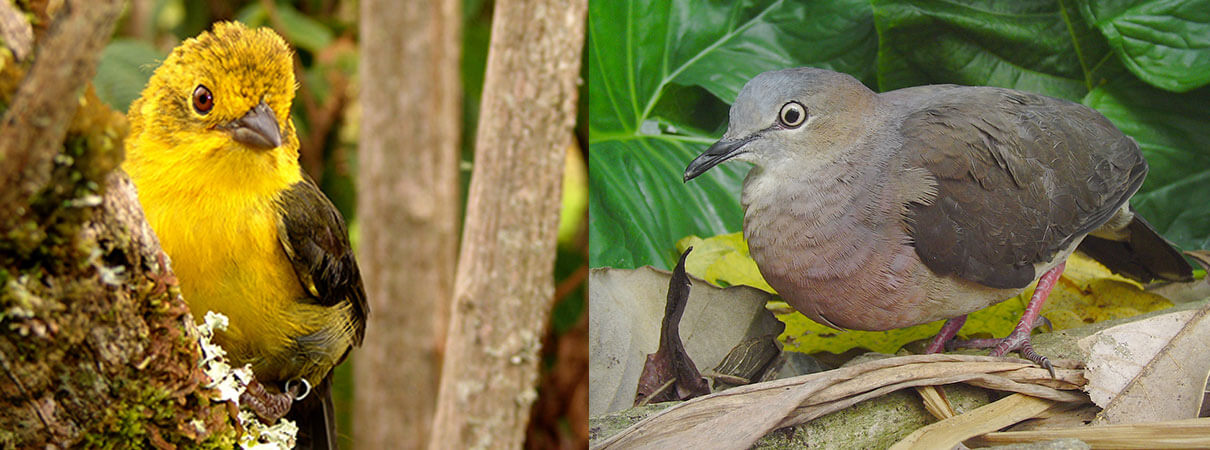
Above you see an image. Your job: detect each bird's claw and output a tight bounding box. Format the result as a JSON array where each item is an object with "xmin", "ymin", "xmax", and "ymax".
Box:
[
  {"xmin": 1033, "ymin": 316, "xmax": 1054, "ymax": 333},
  {"xmin": 962, "ymin": 327, "xmax": 1056, "ymax": 379},
  {"xmin": 1017, "ymin": 342, "xmax": 1056, "ymax": 379},
  {"xmin": 239, "ymin": 377, "xmax": 296, "ymax": 424},
  {"xmin": 991, "ymin": 332, "xmax": 1056, "ymax": 378}
]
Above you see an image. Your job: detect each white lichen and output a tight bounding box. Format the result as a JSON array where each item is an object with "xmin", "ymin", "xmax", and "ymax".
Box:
[
  {"xmin": 84, "ymin": 247, "xmax": 125, "ymax": 286},
  {"xmin": 96, "ymin": 263, "xmax": 126, "ymax": 286},
  {"xmin": 66, "ymin": 194, "xmax": 103, "ymax": 208},
  {"xmin": 196, "ymin": 311, "xmax": 297, "ymax": 449},
  {"xmin": 237, "ymin": 411, "xmax": 298, "ymax": 450},
  {"xmin": 189, "ymin": 418, "xmax": 206, "ymax": 435},
  {"xmin": 198, "ymin": 312, "xmax": 249, "ymax": 403}
]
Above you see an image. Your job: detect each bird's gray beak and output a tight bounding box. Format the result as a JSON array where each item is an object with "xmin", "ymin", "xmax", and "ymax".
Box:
[
  {"xmin": 684, "ymin": 135, "xmax": 754, "ymax": 182},
  {"xmin": 225, "ymin": 101, "xmax": 282, "ymax": 150}
]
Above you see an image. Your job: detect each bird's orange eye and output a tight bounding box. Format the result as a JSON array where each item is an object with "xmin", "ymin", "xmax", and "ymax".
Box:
[{"xmin": 192, "ymin": 85, "xmax": 214, "ymax": 114}]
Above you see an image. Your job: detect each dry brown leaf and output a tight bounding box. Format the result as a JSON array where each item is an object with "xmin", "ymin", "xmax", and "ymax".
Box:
[
  {"xmin": 588, "ymin": 266, "xmax": 782, "ymax": 416},
  {"xmin": 891, "ymin": 393, "xmax": 1058, "ymax": 450},
  {"xmin": 916, "ymin": 386, "xmax": 956, "ymax": 420},
  {"xmin": 1078, "ymin": 303, "xmax": 1210, "ymax": 424},
  {"xmin": 635, "ymin": 249, "xmax": 710, "ymax": 406},
  {"xmin": 592, "ymin": 354, "xmax": 1088, "ymax": 450},
  {"xmin": 981, "ymin": 417, "xmax": 1210, "ymax": 448}
]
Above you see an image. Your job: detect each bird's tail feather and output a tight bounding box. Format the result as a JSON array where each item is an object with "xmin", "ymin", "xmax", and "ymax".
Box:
[
  {"xmin": 286, "ymin": 374, "xmax": 338, "ymax": 450},
  {"xmin": 1078, "ymin": 214, "xmax": 1193, "ymax": 283}
]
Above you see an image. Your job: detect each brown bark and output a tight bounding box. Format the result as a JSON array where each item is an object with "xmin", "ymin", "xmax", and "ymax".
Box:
[
  {"xmin": 356, "ymin": 0, "xmax": 462, "ymax": 448},
  {"xmin": 0, "ymin": 0, "xmax": 123, "ymax": 223},
  {"xmin": 119, "ymin": 0, "xmax": 154, "ymax": 41},
  {"xmin": 0, "ymin": 1, "xmax": 33, "ymax": 60},
  {"xmin": 0, "ymin": 2, "xmax": 235, "ymax": 446},
  {"xmin": 429, "ymin": 0, "xmax": 586, "ymax": 447}
]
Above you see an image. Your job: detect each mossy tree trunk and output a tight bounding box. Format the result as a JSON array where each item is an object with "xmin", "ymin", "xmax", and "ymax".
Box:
[
  {"xmin": 428, "ymin": 0, "xmax": 587, "ymax": 447},
  {"xmin": 355, "ymin": 0, "xmax": 462, "ymax": 448},
  {"xmin": 0, "ymin": 1, "xmax": 235, "ymax": 447}
]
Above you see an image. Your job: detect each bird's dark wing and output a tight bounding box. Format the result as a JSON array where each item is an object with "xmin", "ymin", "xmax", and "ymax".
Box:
[
  {"xmin": 899, "ymin": 87, "xmax": 1146, "ymax": 289},
  {"xmin": 275, "ymin": 172, "xmax": 368, "ymax": 344}
]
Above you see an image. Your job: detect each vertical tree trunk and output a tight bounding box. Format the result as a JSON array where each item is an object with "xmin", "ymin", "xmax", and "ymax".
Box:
[
  {"xmin": 356, "ymin": 1, "xmax": 461, "ymax": 448},
  {"xmin": 429, "ymin": 0, "xmax": 586, "ymax": 447}
]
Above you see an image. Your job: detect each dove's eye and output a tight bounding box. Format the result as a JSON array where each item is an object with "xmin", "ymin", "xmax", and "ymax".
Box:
[{"xmin": 779, "ymin": 101, "xmax": 806, "ymax": 128}]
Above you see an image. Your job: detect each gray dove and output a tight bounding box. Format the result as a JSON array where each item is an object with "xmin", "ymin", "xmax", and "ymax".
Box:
[{"xmin": 684, "ymin": 67, "xmax": 1192, "ymax": 372}]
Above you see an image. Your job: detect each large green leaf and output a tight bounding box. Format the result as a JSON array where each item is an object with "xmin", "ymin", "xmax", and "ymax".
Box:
[
  {"xmin": 588, "ymin": 0, "xmax": 878, "ymax": 269},
  {"xmin": 873, "ymin": 0, "xmax": 1108, "ymax": 100},
  {"xmin": 1077, "ymin": 0, "xmax": 1210, "ymax": 92}
]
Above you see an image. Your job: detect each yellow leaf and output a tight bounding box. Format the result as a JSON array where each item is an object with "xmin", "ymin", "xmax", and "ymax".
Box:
[
  {"xmin": 674, "ymin": 233, "xmax": 1173, "ymax": 355},
  {"xmin": 558, "ymin": 141, "xmax": 587, "ymax": 246},
  {"xmin": 676, "ymin": 233, "xmax": 774, "ymax": 293}
]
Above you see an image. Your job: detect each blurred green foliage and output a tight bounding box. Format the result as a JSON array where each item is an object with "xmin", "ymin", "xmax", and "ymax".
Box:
[{"xmin": 93, "ymin": 39, "xmax": 163, "ymax": 112}]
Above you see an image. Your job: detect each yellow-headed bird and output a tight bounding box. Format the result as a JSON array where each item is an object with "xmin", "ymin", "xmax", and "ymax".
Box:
[{"xmin": 123, "ymin": 22, "xmax": 367, "ymax": 448}]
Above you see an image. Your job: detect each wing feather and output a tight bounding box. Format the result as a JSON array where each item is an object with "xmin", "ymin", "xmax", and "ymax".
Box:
[
  {"xmin": 900, "ymin": 87, "xmax": 1146, "ymax": 289},
  {"xmin": 275, "ymin": 173, "xmax": 368, "ymax": 344}
]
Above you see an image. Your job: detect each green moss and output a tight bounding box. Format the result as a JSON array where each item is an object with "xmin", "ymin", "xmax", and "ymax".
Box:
[
  {"xmin": 0, "ymin": 429, "xmax": 16, "ymax": 449},
  {"xmin": 81, "ymin": 378, "xmax": 211, "ymax": 447}
]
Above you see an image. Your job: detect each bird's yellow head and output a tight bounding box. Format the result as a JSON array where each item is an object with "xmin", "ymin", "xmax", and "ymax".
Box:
[{"xmin": 125, "ymin": 21, "xmax": 302, "ymax": 192}]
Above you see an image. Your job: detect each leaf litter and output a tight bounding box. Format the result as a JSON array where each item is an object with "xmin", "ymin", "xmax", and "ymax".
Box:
[{"xmin": 590, "ymin": 239, "xmax": 1210, "ymax": 447}]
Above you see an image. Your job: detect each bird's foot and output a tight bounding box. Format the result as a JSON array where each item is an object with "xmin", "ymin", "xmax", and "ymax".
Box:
[
  {"xmin": 992, "ymin": 328, "xmax": 1054, "ymax": 378},
  {"xmin": 950, "ymin": 262, "xmax": 1064, "ymax": 378},
  {"xmin": 240, "ymin": 377, "xmax": 302, "ymax": 424},
  {"xmin": 947, "ymin": 316, "xmax": 1052, "ymax": 349},
  {"xmin": 951, "ymin": 329, "xmax": 1055, "ymax": 378}
]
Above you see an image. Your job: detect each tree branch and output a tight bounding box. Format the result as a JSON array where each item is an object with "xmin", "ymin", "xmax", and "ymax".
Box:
[{"xmin": 0, "ymin": 0, "xmax": 123, "ymax": 224}]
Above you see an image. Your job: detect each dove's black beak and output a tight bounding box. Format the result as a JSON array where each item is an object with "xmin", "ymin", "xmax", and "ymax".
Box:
[{"xmin": 684, "ymin": 135, "xmax": 755, "ymax": 182}]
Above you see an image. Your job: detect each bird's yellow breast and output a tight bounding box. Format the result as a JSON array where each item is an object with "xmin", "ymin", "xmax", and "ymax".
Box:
[{"xmin": 125, "ymin": 130, "xmax": 311, "ymax": 368}]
